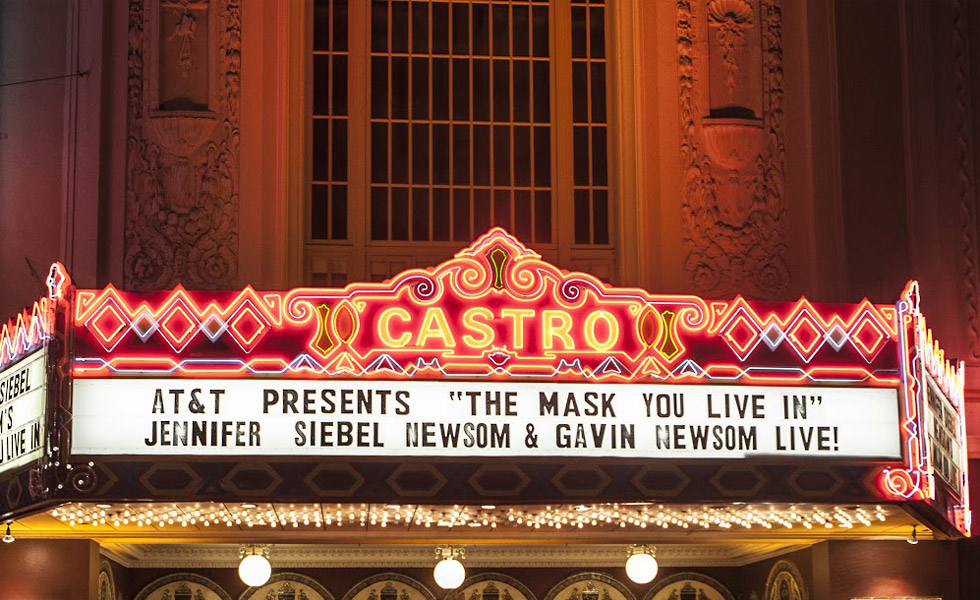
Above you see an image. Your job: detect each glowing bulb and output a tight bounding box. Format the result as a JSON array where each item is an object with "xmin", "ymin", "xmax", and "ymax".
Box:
[
  {"xmin": 907, "ymin": 526, "xmax": 919, "ymax": 545},
  {"xmin": 2, "ymin": 524, "xmax": 13, "ymax": 544},
  {"xmin": 238, "ymin": 552, "xmax": 271, "ymax": 586},
  {"xmin": 625, "ymin": 548, "xmax": 658, "ymax": 584},
  {"xmin": 433, "ymin": 557, "xmax": 465, "ymax": 589}
]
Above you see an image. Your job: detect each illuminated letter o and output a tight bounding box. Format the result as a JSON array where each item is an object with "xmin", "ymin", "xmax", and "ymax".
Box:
[{"xmin": 584, "ymin": 310, "xmax": 619, "ymax": 351}]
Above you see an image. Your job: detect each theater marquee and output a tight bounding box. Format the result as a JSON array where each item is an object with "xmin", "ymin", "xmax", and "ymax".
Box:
[{"xmin": 0, "ymin": 230, "xmax": 970, "ymax": 536}]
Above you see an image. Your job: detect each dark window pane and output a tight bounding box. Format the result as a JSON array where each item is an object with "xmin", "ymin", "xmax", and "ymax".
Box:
[
  {"xmin": 333, "ymin": 0, "xmax": 348, "ymax": 51},
  {"xmin": 512, "ymin": 5, "xmax": 529, "ymax": 56},
  {"xmin": 314, "ymin": 0, "xmax": 331, "ymax": 52},
  {"xmin": 412, "ymin": 2, "xmax": 429, "ymax": 53},
  {"xmin": 312, "ymin": 184, "xmax": 329, "ymax": 239},
  {"xmin": 513, "ymin": 60, "xmax": 530, "ymax": 122},
  {"xmin": 533, "ymin": 62, "xmax": 550, "ymax": 122},
  {"xmin": 534, "ymin": 191, "xmax": 551, "ymax": 242},
  {"xmin": 492, "ymin": 4, "xmax": 509, "ymax": 56},
  {"xmin": 433, "ymin": 124, "xmax": 450, "ymax": 184},
  {"xmin": 313, "ymin": 119, "xmax": 330, "ymax": 181},
  {"xmin": 573, "ymin": 126, "xmax": 590, "ymax": 185},
  {"xmin": 371, "ymin": 123, "xmax": 388, "ymax": 182},
  {"xmin": 472, "ymin": 3, "xmax": 490, "ymax": 56},
  {"xmin": 514, "ymin": 126, "xmax": 530, "ymax": 186},
  {"xmin": 391, "ymin": 187, "xmax": 409, "ymax": 240},
  {"xmin": 574, "ymin": 189, "xmax": 590, "ymax": 244},
  {"xmin": 473, "ymin": 124, "xmax": 491, "ymax": 186},
  {"xmin": 590, "ymin": 6, "xmax": 605, "ymax": 58},
  {"xmin": 473, "ymin": 59, "xmax": 490, "ymax": 122},
  {"xmin": 391, "ymin": 56, "xmax": 409, "ymax": 119},
  {"xmin": 452, "ymin": 3, "xmax": 469, "ymax": 54},
  {"xmin": 371, "ymin": 0, "xmax": 388, "ymax": 53},
  {"xmin": 332, "ymin": 119, "xmax": 348, "ymax": 181},
  {"xmin": 453, "ymin": 188, "xmax": 470, "ymax": 241},
  {"xmin": 534, "ymin": 126, "xmax": 551, "ymax": 186},
  {"xmin": 412, "ymin": 188, "xmax": 430, "ymax": 240},
  {"xmin": 532, "ymin": 6, "xmax": 549, "ymax": 57},
  {"xmin": 333, "ymin": 55, "xmax": 348, "ymax": 116},
  {"xmin": 572, "ymin": 62, "xmax": 588, "ymax": 122},
  {"xmin": 433, "ymin": 188, "xmax": 450, "ymax": 241},
  {"xmin": 371, "ymin": 187, "xmax": 388, "ymax": 240},
  {"xmin": 412, "ymin": 123, "xmax": 429, "ymax": 184},
  {"xmin": 571, "ymin": 6, "xmax": 587, "ymax": 58},
  {"xmin": 493, "ymin": 189, "xmax": 511, "ymax": 229},
  {"xmin": 474, "ymin": 188, "xmax": 492, "ymax": 233},
  {"xmin": 391, "ymin": 122, "xmax": 409, "ymax": 183},
  {"xmin": 514, "ymin": 190, "xmax": 532, "ymax": 241},
  {"xmin": 493, "ymin": 60, "xmax": 510, "ymax": 121},
  {"xmin": 371, "ymin": 57, "xmax": 388, "ymax": 119},
  {"xmin": 432, "ymin": 58, "xmax": 449, "ymax": 120},
  {"xmin": 493, "ymin": 125, "xmax": 511, "ymax": 186},
  {"xmin": 332, "ymin": 184, "xmax": 348, "ymax": 239},
  {"xmin": 411, "ymin": 57, "xmax": 429, "ymax": 119},
  {"xmin": 452, "ymin": 58, "xmax": 470, "ymax": 120},
  {"xmin": 391, "ymin": 1, "xmax": 409, "ymax": 53},
  {"xmin": 313, "ymin": 55, "xmax": 330, "ymax": 116},
  {"xmin": 432, "ymin": 3, "xmax": 449, "ymax": 54},
  {"xmin": 592, "ymin": 126, "xmax": 607, "ymax": 186},
  {"xmin": 453, "ymin": 124, "xmax": 470, "ymax": 184},
  {"xmin": 593, "ymin": 189, "xmax": 609, "ymax": 244},
  {"xmin": 591, "ymin": 62, "xmax": 606, "ymax": 122}
]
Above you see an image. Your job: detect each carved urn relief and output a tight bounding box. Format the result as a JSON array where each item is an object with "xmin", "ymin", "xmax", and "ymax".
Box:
[
  {"xmin": 678, "ymin": 0, "xmax": 787, "ymax": 298},
  {"xmin": 125, "ymin": 0, "xmax": 240, "ymax": 290}
]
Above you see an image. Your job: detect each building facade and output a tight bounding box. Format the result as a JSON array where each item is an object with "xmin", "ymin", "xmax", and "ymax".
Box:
[{"xmin": 2, "ymin": 0, "xmax": 980, "ymax": 598}]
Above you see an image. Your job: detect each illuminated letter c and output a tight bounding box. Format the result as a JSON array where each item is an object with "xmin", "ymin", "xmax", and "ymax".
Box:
[{"xmin": 378, "ymin": 307, "xmax": 412, "ymax": 346}]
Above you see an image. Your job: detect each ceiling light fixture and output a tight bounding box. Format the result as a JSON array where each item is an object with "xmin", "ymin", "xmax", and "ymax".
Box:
[
  {"xmin": 625, "ymin": 544, "xmax": 658, "ymax": 584},
  {"xmin": 2, "ymin": 524, "xmax": 13, "ymax": 544},
  {"xmin": 238, "ymin": 545, "xmax": 271, "ymax": 586},
  {"xmin": 433, "ymin": 545, "xmax": 466, "ymax": 589},
  {"xmin": 907, "ymin": 525, "xmax": 919, "ymax": 545}
]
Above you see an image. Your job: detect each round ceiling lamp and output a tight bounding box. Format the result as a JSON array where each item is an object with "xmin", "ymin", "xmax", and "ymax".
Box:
[
  {"xmin": 2, "ymin": 524, "xmax": 13, "ymax": 544},
  {"xmin": 625, "ymin": 545, "xmax": 658, "ymax": 584},
  {"xmin": 239, "ymin": 545, "xmax": 272, "ymax": 587},
  {"xmin": 433, "ymin": 546, "xmax": 466, "ymax": 589},
  {"xmin": 907, "ymin": 525, "xmax": 919, "ymax": 545}
]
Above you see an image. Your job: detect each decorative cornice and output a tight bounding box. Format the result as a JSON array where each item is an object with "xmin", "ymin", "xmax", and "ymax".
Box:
[{"xmin": 99, "ymin": 542, "xmax": 810, "ymax": 570}]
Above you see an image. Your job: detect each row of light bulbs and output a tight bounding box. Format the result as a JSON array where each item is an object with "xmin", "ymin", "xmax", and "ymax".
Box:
[
  {"xmin": 46, "ymin": 502, "xmax": 891, "ymax": 532},
  {"xmin": 236, "ymin": 544, "xmax": 661, "ymax": 589}
]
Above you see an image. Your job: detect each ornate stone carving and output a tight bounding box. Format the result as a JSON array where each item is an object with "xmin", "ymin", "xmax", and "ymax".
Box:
[
  {"xmin": 125, "ymin": 0, "xmax": 240, "ymax": 290},
  {"xmin": 678, "ymin": 0, "xmax": 788, "ymax": 299},
  {"xmin": 952, "ymin": 0, "xmax": 980, "ymax": 358},
  {"xmin": 706, "ymin": 0, "xmax": 754, "ymax": 95}
]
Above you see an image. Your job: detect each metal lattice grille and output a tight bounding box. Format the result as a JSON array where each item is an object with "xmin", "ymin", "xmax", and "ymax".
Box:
[
  {"xmin": 369, "ymin": 0, "xmax": 554, "ymax": 244},
  {"xmin": 571, "ymin": 0, "xmax": 608, "ymax": 245},
  {"xmin": 312, "ymin": 0, "xmax": 350, "ymax": 240}
]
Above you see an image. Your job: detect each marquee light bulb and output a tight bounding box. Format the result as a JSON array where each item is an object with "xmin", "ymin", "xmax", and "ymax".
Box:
[
  {"xmin": 239, "ymin": 548, "xmax": 271, "ymax": 587},
  {"xmin": 625, "ymin": 546, "xmax": 658, "ymax": 584}
]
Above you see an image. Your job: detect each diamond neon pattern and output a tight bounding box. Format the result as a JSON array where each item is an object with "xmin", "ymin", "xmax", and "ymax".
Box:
[
  {"xmin": 88, "ymin": 302, "xmax": 130, "ymax": 351},
  {"xmin": 157, "ymin": 303, "xmax": 200, "ymax": 352},
  {"xmin": 850, "ymin": 313, "xmax": 888, "ymax": 361},
  {"xmin": 227, "ymin": 304, "xmax": 269, "ymax": 352},
  {"xmin": 786, "ymin": 312, "xmax": 825, "ymax": 362},
  {"xmin": 721, "ymin": 313, "xmax": 762, "ymax": 359}
]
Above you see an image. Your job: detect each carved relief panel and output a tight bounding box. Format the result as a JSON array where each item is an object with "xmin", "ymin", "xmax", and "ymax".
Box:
[
  {"xmin": 240, "ymin": 574, "xmax": 334, "ymax": 600},
  {"xmin": 135, "ymin": 574, "xmax": 232, "ymax": 600},
  {"xmin": 126, "ymin": 0, "xmax": 241, "ymax": 290},
  {"xmin": 678, "ymin": 0, "xmax": 787, "ymax": 298},
  {"xmin": 542, "ymin": 573, "xmax": 634, "ymax": 600},
  {"xmin": 445, "ymin": 574, "xmax": 537, "ymax": 600},
  {"xmin": 341, "ymin": 574, "xmax": 436, "ymax": 600},
  {"xmin": 764, "ymin": 561, "xmax": 806, "ymax": 600},
  {"xmin": 643, "ymin": 573, "xmax": 734, "ymax": 600}
]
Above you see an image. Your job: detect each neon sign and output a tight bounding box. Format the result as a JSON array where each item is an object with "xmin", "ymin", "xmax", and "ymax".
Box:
[
  {"xmin": 0, "ymin": 230, "xmax": 961, "ymax": 534},
  {"xmin": 71, "ymin": 230, "xmax": 901, "ymax": 385}
]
